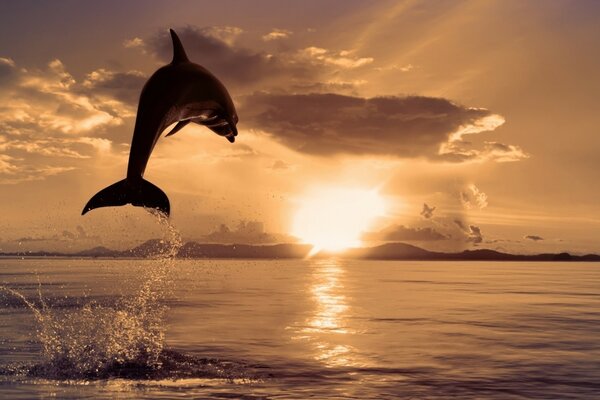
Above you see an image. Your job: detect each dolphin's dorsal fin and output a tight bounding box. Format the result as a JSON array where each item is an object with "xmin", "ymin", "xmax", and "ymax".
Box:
[{"xmin": 170, "ymin": 29, "xmax": 189, "ymax": 64}]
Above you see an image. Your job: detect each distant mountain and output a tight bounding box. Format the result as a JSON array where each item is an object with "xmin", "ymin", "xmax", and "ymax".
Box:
[
  {"xmin": 345, "ymin": 242, "xmax": 435, "ymax": 259},
  {"xmin": 178, "ymin": 242, "xmax": 312, "ymax": 259},
  {"xmin": 74, "ymin": 246, "xmax": 116, "ymax": 257},
  {"xmin": 1, "ymin": 240, "xmax": 599, "ymax": 261}
]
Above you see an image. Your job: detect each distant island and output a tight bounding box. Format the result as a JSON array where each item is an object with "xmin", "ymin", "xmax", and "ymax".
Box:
[{"xmin": 1, "ymin": 240, "xmax": 599, "ymax": 261}]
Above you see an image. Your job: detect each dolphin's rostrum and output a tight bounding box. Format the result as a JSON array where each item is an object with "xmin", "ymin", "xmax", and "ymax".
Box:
[{"xmin": 82, "ymin": 29, "xmax": 238, "ymax": 217}]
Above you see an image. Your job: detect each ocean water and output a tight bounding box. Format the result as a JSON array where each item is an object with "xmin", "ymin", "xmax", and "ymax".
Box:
[{"xmin": 0, "ymin": 257, "xmax": 599, "ymax": 399}]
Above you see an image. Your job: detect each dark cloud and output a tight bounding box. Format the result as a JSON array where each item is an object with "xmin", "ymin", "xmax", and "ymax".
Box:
[
  {"xmin": 468, "ymin": 225, "xmax": 483, "ymax": 244},
  {"xmin": 365, "ymin": 224, "xmax": 448, "ymax": 242},
  {"xmin": 524, "ymin": 235, "xmax": 544, "ymax": 241},
  {"xmin": 241, "ymin": 92, "xmax": 510, "ymax": 160},
  {"xmin": 487, "ymin": 142, "xmax": 512, "ymax": 152},
  {"xmin": 147, "ymin": 26, "xmax": 374, "ymax": 92},
  {"xmin": 143, "ymin": 26, "xmax": 525, "ymax": 164},
  {"xmin": 81, "ymin": 69, "xmax": 146, "ymax": 105},
  {"xmin": 420, "ymin": 203, "xmax": 436, "ymax": 219},
  {"xmin": 0, "ymin": 57, "xmax": 16, "ymax": 85},
  {"xmin": 441, "ymin": 141, "xmax": 527, "ymax": 163},
  {"xmin": 148, "ymin": 27, "xmax": 306, "ymax": 89},
  {"xmin": 454, "ymin": 220, "xmax": 483, "ymax": 244},
  {"xmin": 202, "ymin": 220, "xmax": 294, "ymax": 244},
  {"xmin": 453, "ymin": 219, "xmax": 467, "ymax": 232}
]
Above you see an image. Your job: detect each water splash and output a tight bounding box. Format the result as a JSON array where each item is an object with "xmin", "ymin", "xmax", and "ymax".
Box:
[{"xmin": 1, "ymin": 212, "xmax": 186, "ymax": 379}]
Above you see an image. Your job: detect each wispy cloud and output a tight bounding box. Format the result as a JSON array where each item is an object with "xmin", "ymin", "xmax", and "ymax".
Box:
[
  {"xmin": 461, "ymin": 184, "xmax": 488, "ymax": 210},
  {"xmin": 524, "ymin": 235, "xmax": 544, "ymax": 241},
  {"xmin": 262, "ymin": 29, "xmax": 292, "ymax": 41},
  {"xmin": 297, "ymin": 47, "xmax": 373, "ymax": 68}
]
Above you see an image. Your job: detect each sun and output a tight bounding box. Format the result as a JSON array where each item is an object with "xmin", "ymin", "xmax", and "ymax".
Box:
[{"xmin": 292, "ymin": 187, "xmax": 386, "ymax": 254}]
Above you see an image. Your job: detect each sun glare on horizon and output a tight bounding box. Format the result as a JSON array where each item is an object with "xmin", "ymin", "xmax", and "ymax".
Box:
[{"xmin": 292, "ymin": 188, "xmax": 386, "ymax": 254}]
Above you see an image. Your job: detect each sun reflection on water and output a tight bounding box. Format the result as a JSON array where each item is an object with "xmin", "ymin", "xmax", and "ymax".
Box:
[
  {"xmin": 291, "ymin": 259, "xmax": 363, "ymax": 368},
  {"xmin": 305, "ymin": 260, "xmax": 349, "ymax": 334}
]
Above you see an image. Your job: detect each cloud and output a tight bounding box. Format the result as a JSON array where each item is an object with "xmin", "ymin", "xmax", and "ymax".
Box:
[
  {"xmin": 82, "ymin": 68, "xmax": 146, "ymax": 105},
  {"xmin": 262, "ymin": 29, "xmax": 292, "ymax": 41},
  {"xmin": 375, "ymin": 64, "xmax": 414, "ymax": 72},
  {"xmin": 0, "ymin": 57, "xmax": 16, "ymax": 84},
  {"xmin": 441, "ymin": 139, "xmax": 529, "ymax": 163},
  {"xmin": 13, "ymin": 225, "xmax": 101, "ymax": 248},
  {"xmin": 0, "ymin": 57, "xmax": 15, "ymax": 67},
  {"xmin": 0, "ymin": 59, "xmax": 125, "ymax": 135},
  {"xmin": 0, "ymin": 59, "xmax": 136, "ymax": 184},
  {"xmin": 15, "ymin": 236, "xmax": 53, "ymax": 243},
  {"xmin": 365, "ymin": 224, "xmax": 447, "ymax": 242},
  {"xmin": 460, "ymin": 184, "xmax": 488, "ymax": 210},
  {"xmin": 14, "ymin": 225, "xmax": 99, "ymax": 244},
  {"xmin": 200, "ymin": 26, "xmax": 244, "ymax": 46},
  {"xmin": 147, "ymin": 26, "xmax": 374, "ymax": 92},
  {"xmin": 420, "ymin": 203, "xmax": 436, "ymax": 219},
  {"xmin": 123, "ymin": 37, "xmax": 145, "ymax": 48},
  {"xmin": 61, "ymin": 225, "xmax": 100, "ymax": 241},
  {"xmin": 148, "ymin": 26, "xmax": 290, "ymax": 88},
  {"xmin": 142, "ymin": 26, "xmax": 526, "ymax": 163},
  {"xmin": 270, "ymin": 160, "xmax": 291, "ymax": 170},
  {"xmin": 454, "ymin": 220, "xmax": 483, "ymax": 244},
  {"xmin": 242, "ymin": 92, "xmax": 519, "ymax": 161},
  {"xmin": 467, "ymin": 225, "xmax": 483, "ymax": 244},
  {"xmin": 289, "ymin": 79, "xmax": 367, "ymax": 95},
  {"xmin": 0, "ymin": 154, "xmax": 74, "ymax": 184},
  {"xmin": 201, "ymin": 220, "xmax": 294, "ymax": 244},
  {"xmin": 297, "ymin": 47, "xmax": 373, "ymax": 68},
  {"xmin": 524, "ymin": 235, "xmax": 544, "ymax": 241},
  {"xmin": 0, "ymin": 154, "xmax": 18, "ymax": 174}
]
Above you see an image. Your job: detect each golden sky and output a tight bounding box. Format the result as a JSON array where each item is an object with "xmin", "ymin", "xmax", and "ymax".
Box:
[{"xmin": 1, "ymin": 0, "xmax": 599, "ymax": 254}]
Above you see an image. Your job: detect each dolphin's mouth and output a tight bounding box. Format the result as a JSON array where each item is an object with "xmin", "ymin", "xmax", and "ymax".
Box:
[{"xmin": 205, "ymin": 119, "xmax": 237, "ymax": 143}]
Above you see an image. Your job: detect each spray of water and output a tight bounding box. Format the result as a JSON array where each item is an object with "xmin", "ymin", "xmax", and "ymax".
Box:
[{"xmin": 1, "ymin": 212, "xmax": 183, "ymax": 379}]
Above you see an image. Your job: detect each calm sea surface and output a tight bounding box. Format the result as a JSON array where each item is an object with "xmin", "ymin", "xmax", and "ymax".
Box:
[{"xmin": 1, "ymin": 258, "xmax": 599, "ymax": 399}]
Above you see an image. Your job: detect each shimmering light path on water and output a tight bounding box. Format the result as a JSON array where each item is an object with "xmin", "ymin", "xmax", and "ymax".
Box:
[{"xmin": 1, "ymin": 259, "xmax": 600, "ymax": 399}]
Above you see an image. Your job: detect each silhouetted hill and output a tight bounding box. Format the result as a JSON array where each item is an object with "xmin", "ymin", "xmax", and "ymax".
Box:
[
  {"xmin": 178, "ymin": 242, "xmax": 312, "ymax": 259},
  {"xmin": 74, "ymin": 246, "xmax": 115, "ymax": 257},
  {"xmin": 345, "ymin": 242, "xmax": 435, "ymax": 259},
  {"xmin": 1, "ymin": 240, "xmax": 599, "ymax": 261}
]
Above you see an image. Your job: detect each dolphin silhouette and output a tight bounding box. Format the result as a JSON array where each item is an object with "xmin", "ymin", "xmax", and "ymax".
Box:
[{"xmin": 82, "ymin": 29, "xmax": 238, "ymax": 217}]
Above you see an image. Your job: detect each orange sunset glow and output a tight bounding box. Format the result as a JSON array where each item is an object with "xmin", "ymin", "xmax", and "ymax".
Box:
[
  {"xmin": 1, "ymin": 2, "xmax": 600, "ymax": 399},
  {"xmin": 292, "ymin": 188, "xmax": 386, "ymax": 253},
  {"xmin": 1, "ymin": 1, "xmax": 599, "ymax": 256}
]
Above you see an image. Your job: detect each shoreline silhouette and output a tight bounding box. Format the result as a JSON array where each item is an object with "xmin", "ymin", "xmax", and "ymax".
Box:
[{"xmin": 2, "ymin": 241, "xmax": 598, "ymax": 261}]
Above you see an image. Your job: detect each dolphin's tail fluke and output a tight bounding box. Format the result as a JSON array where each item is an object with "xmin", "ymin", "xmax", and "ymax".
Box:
[{"xmin": 82, "ymin": 178, "xmax": 170, "ymax": 216}]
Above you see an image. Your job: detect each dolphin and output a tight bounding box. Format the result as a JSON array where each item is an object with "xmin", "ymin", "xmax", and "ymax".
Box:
[{"xmin": 82, "ymin": 29, "xmax": 238, "ymax": 217}]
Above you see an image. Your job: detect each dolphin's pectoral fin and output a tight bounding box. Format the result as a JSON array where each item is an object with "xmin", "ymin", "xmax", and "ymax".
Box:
[{"xmin": 165, "ymin": 120, "xmax": 190, "ymax": 137}]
